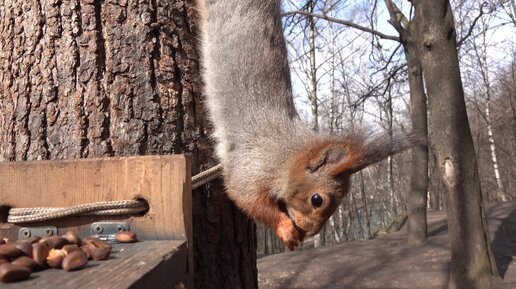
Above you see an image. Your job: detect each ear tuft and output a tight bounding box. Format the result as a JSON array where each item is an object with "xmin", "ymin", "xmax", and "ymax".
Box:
[
  {"xmin": 344, "ymin": 132, "xmax": 419, "ymax": 174},
  {"xmin": 306, "ymin": 146, "xmax": 348, "ymax": 173}
]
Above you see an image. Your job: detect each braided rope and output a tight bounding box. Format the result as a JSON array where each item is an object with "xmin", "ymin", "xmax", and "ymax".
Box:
[
  {"xmin": 8, "ymin": 164, "xmax": 223, "ymax": 224},
  {"xmin": 191, "ymin": 163, "xmax": 223, "ymax": 189},
  {"xmin": 8, "ymin": 200, "xmax": 149, "ymax": 223}
]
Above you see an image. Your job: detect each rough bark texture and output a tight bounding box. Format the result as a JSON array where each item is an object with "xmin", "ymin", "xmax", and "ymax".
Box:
[
  {"xmin": 0, "ymin": 0, "xmax": 257, "ymax": 288},
  {"xmin": 404, "ymin": 26, "xmax": 429, "ymax": 246},
  {"xmin": 415, "ymin": 1, "xmax": 501, "ymax": 288},
  {"xmin": 193, "ymin": 180, "xmax": 258, "ymax": 289}
]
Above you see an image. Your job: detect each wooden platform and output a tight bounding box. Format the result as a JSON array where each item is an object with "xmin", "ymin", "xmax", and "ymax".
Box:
[
  {"xmin": 0, "ymin": 155, "xmax": 193, "ymax": 288},
  {"xmin": 1, "ymin": 240, "xmax": 187, "ymax": 289},
  {"xmin": 0, "ymin": 155, "xmax": 192, "ymax": 242}
]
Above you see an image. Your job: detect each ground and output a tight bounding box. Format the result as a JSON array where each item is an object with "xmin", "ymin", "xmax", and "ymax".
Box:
[{"xmin": 258, "ymin": 201, "xmax": 516, "ymax": 289}]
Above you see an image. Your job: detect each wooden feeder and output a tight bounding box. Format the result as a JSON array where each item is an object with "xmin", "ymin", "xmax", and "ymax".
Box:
[{"xmin": 0, "ymin": 155, "xmax": 193, "ymax": 288}]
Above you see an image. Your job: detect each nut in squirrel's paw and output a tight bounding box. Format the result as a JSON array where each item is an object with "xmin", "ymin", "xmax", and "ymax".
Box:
[{"xmin": 275, "ymin": 214, "xmax": 303, "ymax": 250}]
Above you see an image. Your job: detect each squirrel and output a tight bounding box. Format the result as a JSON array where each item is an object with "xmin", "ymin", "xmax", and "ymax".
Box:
[{"xmin": 196, "ymin": 0, "xmax": 416, "ymax": 250}]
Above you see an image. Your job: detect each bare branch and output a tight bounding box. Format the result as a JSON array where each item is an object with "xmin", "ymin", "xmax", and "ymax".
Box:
[
  {"xmin": 385, "ymin": 0, "xmax": 410, "ymax": 31},
  {"xmin": 372, "ymin": 43, "xmax": 404, "ymax": 76},
  {"xmin": 282, "ymin": 10, "xmax": 400, "ymax": 42},
  {"xmin": 457, "ymin": 2, "xmax": 488, "ymax": 48}
]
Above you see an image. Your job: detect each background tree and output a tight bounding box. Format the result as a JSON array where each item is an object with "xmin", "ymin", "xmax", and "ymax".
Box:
[
  {"xmin": 283, "ymin": 0, "xmax": 428, "ymax": 246},
  {"xmin": 0, "ymin": 1, "xmax": 257, "ymax": 288},
  {"xmin": 415, "ymin": 0, "xmax": 501, "ymax": 288},
  {"xmin": 458, "ymin": 1, "xmax": 514, "ymax": 202},
  {"xmin": 269, "ymin": 0, "xmax": 514, "ymax": 253},
  {"xmin": 384, "ymin": 0, "xmax": 429, "ymax": 245}
]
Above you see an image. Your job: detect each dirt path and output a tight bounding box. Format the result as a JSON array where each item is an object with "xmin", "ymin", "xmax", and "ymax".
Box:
[{"xmin": 258, "ymin": 201, "xmax": 516, "ymax": 289}]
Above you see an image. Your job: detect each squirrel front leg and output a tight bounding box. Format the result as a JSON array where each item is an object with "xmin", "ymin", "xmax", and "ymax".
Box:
[{"xmin": 230, "ymin": 190, "xmax": 301, "ymax": 250}]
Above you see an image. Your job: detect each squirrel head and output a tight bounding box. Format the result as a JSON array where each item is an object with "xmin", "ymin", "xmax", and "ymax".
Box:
[
  {"xmin": 280, "ymin": 141, "xmax": 354, "ymax": 237},
  {"xmin": 280, "ymin": 134, "xmax": 415, "ymax": 237}
]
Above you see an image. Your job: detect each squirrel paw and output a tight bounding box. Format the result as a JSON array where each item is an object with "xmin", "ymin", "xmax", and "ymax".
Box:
[{"xmin": 275, "ymin": 215, "xmax": 301, "ymax": 250}]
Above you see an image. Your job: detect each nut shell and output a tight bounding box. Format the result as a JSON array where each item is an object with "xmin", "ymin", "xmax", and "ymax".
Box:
[
  {"xmin": 32, "ymin": 243, "xmax": 49, "ymax": 268},
  {"xmin": 47, "ymin": 249, "xmax": 66, "ymax": 268},
  {"xmin": 15, "ymin": 240, "xmax": 33, "ymax": 258},
  {"xmin": 0, "ymin": 263, "xmax": 31, "ymax": 283},
  {"xmin": 11, "ymin": 256, "xmax": 36, "ymax": 271},
  {"xmin": 0, "ymin": 244, "xmax": 20, "ymax": 259},
  {"xmin": 115, "ymin": 231, "xmax": 138, "ymax": 243},
  {"xmin": 62, "ymin": 251, "xmax": 88, "ymax": 272},
  {"xmin": 62, "ymin": 231, "xmax": 81, "ymax": 245}
]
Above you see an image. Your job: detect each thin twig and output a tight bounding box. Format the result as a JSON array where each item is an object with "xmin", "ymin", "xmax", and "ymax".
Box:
[
  {"xmin": 282, "ymin": 10, "xmax": 400, "ymax": 42},
  {"xmin": 457, "ymin": 2, "xmax": 489, "ymax": 48}
]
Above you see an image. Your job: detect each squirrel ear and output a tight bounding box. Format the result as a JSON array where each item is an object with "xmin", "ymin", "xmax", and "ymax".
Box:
[
  {"xmin": 303, "ymin": 132, "xmax": 417, "ymax": 178},
  {"xmin": 306, "ymin": 145, "xmax": 349, "ymax": 174}
]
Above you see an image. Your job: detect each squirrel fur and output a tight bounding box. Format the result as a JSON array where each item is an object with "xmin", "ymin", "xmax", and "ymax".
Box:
[{"xmin": 197, "ymin": 0, "xmax": 415, "ymax": 250}]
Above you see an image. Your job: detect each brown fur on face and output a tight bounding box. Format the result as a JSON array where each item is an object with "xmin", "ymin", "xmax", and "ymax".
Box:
[
  {"xmin": 281, "ymin": 141, "xmax": 354, "ymax": 236},
  {"xmin": 281, "ymin": 134, "xmax": 417, "ymax": 237}
]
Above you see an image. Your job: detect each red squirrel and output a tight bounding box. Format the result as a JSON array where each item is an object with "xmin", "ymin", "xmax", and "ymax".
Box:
[{"xmin": 197, "ymin": 0, "xmax": 415, "ymax": 250}]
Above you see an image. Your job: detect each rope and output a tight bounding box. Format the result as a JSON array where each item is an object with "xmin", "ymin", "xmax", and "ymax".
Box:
[
  {"xmin": 191, "ymin": 163, "xmax": 223, "ymax": 189},
  {"xmin": 8, "ymin": 200, "xmax": 149, "ymax": 223},
  {"xmin": 8, "ymin": 164, "xmax": 223, "ymax": 224}
]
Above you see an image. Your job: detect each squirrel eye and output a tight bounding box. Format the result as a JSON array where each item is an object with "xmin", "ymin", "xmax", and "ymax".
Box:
[{"xmin": 311, "ymin": 193, "xmax": 323, "ymax": 208}]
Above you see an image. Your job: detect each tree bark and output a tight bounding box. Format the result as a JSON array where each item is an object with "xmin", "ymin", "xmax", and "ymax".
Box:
[
  {"xmin": 386, "ymin": 89, "xmax": 398, "ymax": 217},
  {"xmin": 404, "ymin": 26, "xmax": 429, "ymax": 246},
  {"xmin": 307, "ymin": 0, "xmax": 319, "ymax": 132},
  {"xmin": 415, "ymin": 1, "xmax": 501, "ymax": 288},
  {"xmin": 0, "ymin": 1, "xmax": 257, "ymax": 288},
  {"xmin": 359, "ymin": 171, "xmax": 372, "ymax": 238},
  {"xmin": 405, "ymin": 49, "xmax": 429, "ymax": 244},
  {"xmin": 384, "ymin": 0, "xmax": 429, "ymax": 245},
  {"xmin": 475, "ymin": 24, "xmax": 506, "ymax": 201},
  {"xmin": 307, "ymin": 0, "xmax": 324, "ymax": 248},
  {"xmin": 429, "ymin": 147, "xmax": 445, "ymax": 210}
]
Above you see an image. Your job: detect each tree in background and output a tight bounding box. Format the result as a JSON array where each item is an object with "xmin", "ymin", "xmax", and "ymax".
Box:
[
  {"xmin": 283, "ymin": 0, "xmax": 429, "ymax": 245},
  {"xmin": 415, "ymin": 0, "xmax": 501, "ymax": 288},
  {"xmin": 384, "ymin": 0, "xmax": 429, "ymax": 244},
  {"xmin": 458, "ymin": 1, "xmax": 512, "ymax": 202},
  {"xmin": 276, "ymin": 0, "xmax": 514, "ymax": 253}
]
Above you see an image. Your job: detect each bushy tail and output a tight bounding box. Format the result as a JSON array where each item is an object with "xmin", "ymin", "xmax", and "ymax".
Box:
[{"xmin": 345, "ymin": 131, "xmax": 425, "ymax": 174}]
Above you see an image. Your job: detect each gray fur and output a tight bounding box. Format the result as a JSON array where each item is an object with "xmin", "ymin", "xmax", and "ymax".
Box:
[
  {"xmin": 198, "ymin": 0, "xmax": 319, "ymax": 200},
  {"xmin": 197, "ymin": 0, "xmax": 416, "ymax": 204}
]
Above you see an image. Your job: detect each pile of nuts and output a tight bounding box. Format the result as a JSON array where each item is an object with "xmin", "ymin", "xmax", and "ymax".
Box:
[{"xmin": 0, "ymin": 231, "xmax": 138, "ymax": 283}]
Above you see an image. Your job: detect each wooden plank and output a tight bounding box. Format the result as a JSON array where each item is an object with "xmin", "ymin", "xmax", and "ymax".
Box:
[
  {"xmin": 0, "ymin": 155, "xmax": 191, "ymax": 239},
  {"xmin": 0, "ymin": 240, "xmax": 187, "ymax": 289},
  {"xmin": 0, "ymin": 155, "xmax": 193, "ymax": 287}
]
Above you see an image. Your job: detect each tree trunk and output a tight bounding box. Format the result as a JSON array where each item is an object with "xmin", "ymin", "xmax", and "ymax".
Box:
[
  {"xmin": 404, "ymin": 27, "xmax": 429, "ymax": 246},
  {"xmin": 307, "ymin": 0, "xmax": 324, "ymax": 248},
  {"xmin": 429, "ymin": 147, "xmax": 445, "ymax": 210},
  {"xmin": 384, "ymin": 0, "xmax": 429, "ymax": 245},
  {"xmin": 307, "ymin": 0, "xmax": 318, "ymax": 132},
  {"xmin": 415, "ymin": 1, "xmax": 501, "ymax": 288},
  {"xmin": 328, "ymin": 214, "xmax": 342, "ymax": 243},
  {"xmin": 0, "ymin": 1, "xmax": 257, "ymax": 288},
  {"xmin": 476, "ymin": 25, "xmax": 506, "ymax": 201},
  {"xmin": 386, "ymin": 90, "xmax": 398, "ymax": 217},
  {"xmin": 359, "ymin": 170, "xmax": 372, "ymax": 238},
  {"xmin": 328, "ymin": 4, "xmax": 337, "ymax": 135}
]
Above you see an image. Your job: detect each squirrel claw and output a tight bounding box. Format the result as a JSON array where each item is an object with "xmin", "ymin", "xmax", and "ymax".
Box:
[{"xmin": 275, "ymin": 214, "xmax": 301, "ymax": 250}]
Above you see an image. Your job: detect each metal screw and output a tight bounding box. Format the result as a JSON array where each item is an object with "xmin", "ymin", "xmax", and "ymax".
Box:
[
  {"xmin": 22, "ymin": 229, "xmax": 31, "ymax": 238},
  {"xmin": 45, "ymin": 228, "xmax": 54, "ymax": 236},
  {"xmin": 94, "ymin": 225, "xmax": 103, "ymax": 233}
]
